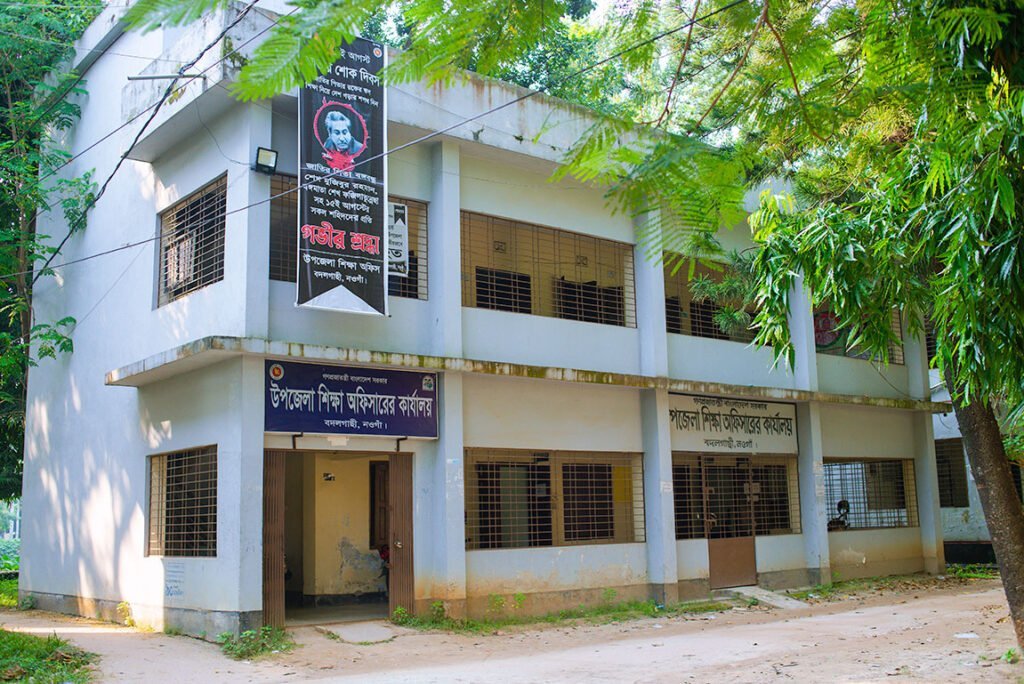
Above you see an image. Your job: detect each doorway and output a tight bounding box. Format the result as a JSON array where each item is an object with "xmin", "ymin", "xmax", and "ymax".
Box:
[
  {"xmin": 704, "ymin": 456, "xmax": 757, "ymax": 590},
  {"xmin": 262, "ymin": 450, "xmax": 415, "ymax": 627}
]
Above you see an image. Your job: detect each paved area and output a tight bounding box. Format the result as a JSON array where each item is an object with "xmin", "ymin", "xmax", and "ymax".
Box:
[{"xmin": 1, "ymin": 579, "xmax": 1019, "ymax": 682}]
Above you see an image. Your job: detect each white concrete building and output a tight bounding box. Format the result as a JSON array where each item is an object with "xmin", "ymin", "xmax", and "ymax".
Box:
[{"xmin": 21, "ymin": 3, "xmax": 947, "ymax": 635}]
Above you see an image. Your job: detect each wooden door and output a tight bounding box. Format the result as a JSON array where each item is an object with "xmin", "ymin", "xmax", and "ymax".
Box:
[
  {"xmin": 262, "ymin": 450, "xmax": 287, "ymax": 627},
  {"xmin": 388, "ymin": 453, "xmax": 415, "ymax": 617},
  {"xmin": 705, "ymin": 458, "xmax": 757, "ymax": 590}
]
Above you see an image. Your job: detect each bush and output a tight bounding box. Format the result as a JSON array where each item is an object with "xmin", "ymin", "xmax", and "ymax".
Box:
[{"xmin": 217, "ymin": 626, "xmax": 294, "ymax": 660}]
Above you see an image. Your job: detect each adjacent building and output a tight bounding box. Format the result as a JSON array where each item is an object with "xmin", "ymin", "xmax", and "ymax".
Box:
[{"xmin": 21, "ymin": 2, "xmax": 947, "ymax": 636}]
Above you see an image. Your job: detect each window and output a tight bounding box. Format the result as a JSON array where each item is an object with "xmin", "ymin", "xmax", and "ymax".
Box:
[
  {"xmin": 823, "ymin": 459, "xmax": 919, "ymax": 530},
  {"xmin": 465, "ymin": 450, "xmax": 645, "ymax": 550},
  {"xmin": 148, "ymin": 446, "xmax": 217, "ymax": 557},
  {"xmin": 158, "ymin": 176, "xmax": 227, "ymax": 306},
  {"xmin": 369, "ymin": 461, "xmax": 389, "ymax": 549},
  {"xmin": 268, "ymin": 174, "xmax": 429, "ymax": 300},
  {"xmin": 814, "ymin": 306, "xmax": 905, "ymax": 364},
  {"xmin": 461, "ymin": 211, "xmax": 636, "ymax": 327},
  {"xmin": 672, "ymin": 453, "xmax": 800, "ymax": 539},
  {"xmin": 663, "ymin": 259, "xmax": 756, "ymax": 342},
  {"xmin": 935, "ymin": 438, "xmax": 969, "ymax": 508}
]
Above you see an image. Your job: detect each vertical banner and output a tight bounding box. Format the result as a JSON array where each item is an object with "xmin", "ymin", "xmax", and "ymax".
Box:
[{"xmin": 297, "ymin": 37, "xmax": 388, "ymax": 314}]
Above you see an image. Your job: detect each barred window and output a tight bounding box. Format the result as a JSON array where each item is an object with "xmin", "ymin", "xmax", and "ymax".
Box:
[
  {"xmin": 935, "ymin": 438, "xmax": 969, "ymax": 508},
  {"xmin": 823, "ymin": 459, "xmax": 919, "ymax": 530},
  {"xmin": 465, "ymin": 450, "xmax": 645, "ymax": 550},
  {"xmin": 672, "ymin": 453, "xmax": 800, "ymax": 540},
  {"xmin": 148, "ymin": 446, "xmax": 217, "ymax": 557},
  {"xmin": 814, "ymin": 306, "xmax": 905, "ymax": 364},
  {"xmin": 268, "ymin": 173, "xmax": 428, "ymax": 300},
  {"xmin": 461, "ymin": 211, "xmax": 636, "ymax": 327},
  {"xmin": 158, "ymin": 175, "xmax": 226, "ymax": 306},
  {"xmin": 663, "ymin": 259, "xmax": 756, "ymax": 343}
]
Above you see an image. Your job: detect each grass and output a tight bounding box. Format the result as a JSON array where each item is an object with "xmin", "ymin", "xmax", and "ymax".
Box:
[
  {"xmin": 0, "ymin": 579, "xmax": 16, "ymax": 609},
  {"xmin": 217, "ymin": 626, "xmax": 295, "ymax": 660},
  {"xmin": 390, "ymin": 598, "xmax": 734, "ymax": 635},
  {"xmin": 0, "ymin": 628, "xmax": 95, "ymax": 682},
  {"xmin": 947, "ymin": 563, "xmax": 1000, "ymax": 580}
]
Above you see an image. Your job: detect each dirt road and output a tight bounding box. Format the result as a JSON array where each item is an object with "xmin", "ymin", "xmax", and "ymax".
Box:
[{"xmin": 3, "ymin": 579, "xmax": 1019, "ymax": 682}]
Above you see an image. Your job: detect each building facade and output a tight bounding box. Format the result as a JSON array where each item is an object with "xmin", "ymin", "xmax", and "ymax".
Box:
[{"xmin": 21, "ymin": 3, "xmax": 947, "ymax": 635}]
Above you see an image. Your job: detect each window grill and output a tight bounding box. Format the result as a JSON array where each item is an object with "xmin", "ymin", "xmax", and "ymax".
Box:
[
  {"xmin": 814, "ymin": 307, "xmax": 905, "ymax": 364},
  {"xmin": 461, "ymin": 211, "xmax": 636, "ymax": 327},
  {"xmin": 269, "ymin": 174, "xmax": 428, "ymax": 300},
  {"xmin": 935, "ymin": 438, "xmax": 969, "ymax": 508},
  {"xmin": 823, "ymin": 459, "xmax": 919, "ymax": 530},
  {"xmin": 158, "ymin": 175, "xmax": 227, "ymax": 306},
  {"xmin": 148, "ymin": 446, "xmax": 217, "ymax": 557},
  {"xmin": 924, "ymin": 316, "xmax": 937, "ymax": 362},
  {"xmin": 464, "ymin": 450, "xmax": 645, "ymax": 550},
  {"xmin": 672, "ymin": 453, "xmax": 800, "ymax": 540},
  {"xmin": 663, "ymin": 260, "xmax": 756, "ymax": 343}
]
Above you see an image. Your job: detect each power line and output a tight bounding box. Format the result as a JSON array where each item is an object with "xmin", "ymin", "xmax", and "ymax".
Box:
[
  {"xmin": 0, "ymin": 28, "xmax": 179, "ymax": 63},
  {"xmin": 13, "ymin": 0, "xmax": 748, "ymax": 281}
]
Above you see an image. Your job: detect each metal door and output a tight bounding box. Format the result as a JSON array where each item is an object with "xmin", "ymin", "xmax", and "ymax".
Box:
[
  {"xmin": 262, "ymin": 450, "xmax": 287, "ymax": 627},
  {"xmin": 704, "ymin": 457, "xmax": 757, "ymax": 590},
  {"xmin": 388, "ymin": 453, "xmax": 415, "ymax": 617}
]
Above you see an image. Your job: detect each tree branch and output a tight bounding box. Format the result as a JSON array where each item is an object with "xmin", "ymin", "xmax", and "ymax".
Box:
[
  {"xmin": 694, "ymin": 1, "xmax": 767, "ymax": 130},
  {"xmin": 764, "ymin": 12, "xmax": 828, "ymax": 143}
]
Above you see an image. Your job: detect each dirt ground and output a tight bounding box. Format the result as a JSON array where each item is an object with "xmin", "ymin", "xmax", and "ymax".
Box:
[{"xmin": 2, "ymin": 578, "xmax": 1020, "ymax": 683}]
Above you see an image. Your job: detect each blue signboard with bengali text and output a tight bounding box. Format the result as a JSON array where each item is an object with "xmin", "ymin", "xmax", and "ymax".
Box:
[{"xmin": 265, "ymin": 360, "xmax": 438, "ymax": 438}]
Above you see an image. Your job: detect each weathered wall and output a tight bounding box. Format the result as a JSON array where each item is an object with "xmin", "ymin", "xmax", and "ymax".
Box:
[
  {"xmin": 819, "ymin": 404, "xmax": 916, "ymax": 459},
  {"xmin": 828, "ymin": 528, "xmax": 924, "ymax": 579}
]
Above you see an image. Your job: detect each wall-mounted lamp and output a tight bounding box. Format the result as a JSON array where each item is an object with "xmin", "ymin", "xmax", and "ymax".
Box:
[{"xmin": 253, "ymin": 147, "xmax": 279, "ymax": 175}]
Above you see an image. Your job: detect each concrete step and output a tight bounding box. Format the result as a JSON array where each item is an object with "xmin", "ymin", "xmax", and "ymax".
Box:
[{"xmin": 713, "ymin": 585, "xmax": 807, "ymax": 610}]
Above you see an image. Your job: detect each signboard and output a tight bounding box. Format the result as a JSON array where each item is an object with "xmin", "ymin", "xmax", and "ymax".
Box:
[
  {"xmin": 813, "ymin": 310, "xmax": 842, "ymax": 350},
  {"xmin": 297, "ymin": 37, "xmax": 388, "ymax": 315},
  {"xmin": 668, "ymin": 394, "xmax": 797, "ymax": 454},
  {"xmin": 265, "ymin": 361, "xmax": 438, "ymax": 438},
  {"xmin": 388, "ymin": 201, "xmax": 409, "ymax": 278}
]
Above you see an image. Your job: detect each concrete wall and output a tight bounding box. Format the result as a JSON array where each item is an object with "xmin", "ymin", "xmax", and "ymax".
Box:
[{"xmin": 829, "ymin": 528, "xmax": 924, "ymax": 580}]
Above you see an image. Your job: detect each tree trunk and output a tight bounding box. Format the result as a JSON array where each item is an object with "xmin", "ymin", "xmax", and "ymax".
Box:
[{"xmin": 945, "ymin": 367, "xmax": 1024, "ymax": 648}]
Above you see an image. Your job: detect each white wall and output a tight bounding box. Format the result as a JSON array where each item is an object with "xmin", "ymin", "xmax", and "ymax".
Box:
[
  {"xmin": 829, "ymin": 528, "xmax": 924, "ymax": 579},
  {"xmin": 466, "ymin": 544, "xmax": 648, "ymax": 597},
  {"xmin": 819, "ymin": 404, "xmax": 916, "ymax": 459}
]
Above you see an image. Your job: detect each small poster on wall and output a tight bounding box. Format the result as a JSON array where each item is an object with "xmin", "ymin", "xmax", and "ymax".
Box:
[
  {"xmin": 388, "ymin": 201, "xmax": 409, "ymax": 278},
  {"xmin": 297, "ymin": 37, "xmax": 388, "ymax": 315}
]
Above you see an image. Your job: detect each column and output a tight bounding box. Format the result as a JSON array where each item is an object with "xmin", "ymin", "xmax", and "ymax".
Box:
[
  {"xmin": 796, "ymin": 402, "xmax": 830, "ymax": 585},
  {"xmin": 428, "ymin": 139, "xmax": 462, "ymax": 358},
  {"xmin": 633, "ymin": 209, "xmax": 668, "ymax": 377},
  {"xmin": 417, "ymin": 371, "xmax": 468, "ymax": 616},
  {"xmin": 787, "ymin": 273, "xmax": 818, "ymax": 392},
  {"xmin": 641, "ymin": 388, "xmax": 678, "ymax": 603},
  {"xmin": 242, "ymin": 102, "xmax": 273, "ymax": 338},
  {"xmin": 237, "ymin": 355, "xmax": 268, "ymax": 630},
  {"xmin": 914, "ymin": 413, "xmax": 945, "ymax": 573}
]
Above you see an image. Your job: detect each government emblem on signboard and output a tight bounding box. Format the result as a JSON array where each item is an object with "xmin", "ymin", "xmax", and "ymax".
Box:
[{"xmin": 297, "ymin": 37, "xmax": 388, "ymax": 315}]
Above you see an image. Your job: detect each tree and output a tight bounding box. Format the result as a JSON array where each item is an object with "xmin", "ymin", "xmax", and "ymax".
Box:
[
  {"xmin": 0, "ymin": 0, "xmax": 99, "ymax": 500},
  {"xmin": 126, "ymin": 0, "xmax": 1024, "ymax": 645}
]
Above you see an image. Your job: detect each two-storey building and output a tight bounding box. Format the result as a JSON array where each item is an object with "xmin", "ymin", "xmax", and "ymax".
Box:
[{"xmin": 21, "ymin": 2, "xmax": 947, "ymax": 635}]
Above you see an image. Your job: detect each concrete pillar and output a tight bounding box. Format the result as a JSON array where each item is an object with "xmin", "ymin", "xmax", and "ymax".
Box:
[
  {"xmin": 633, "ymin": 209, "xmax": 668, "ymax": 377},
  {"xmin": 241, "ymin": 102, "xmax": 273, "ymax": 338},
  {"xmin": 417, "ymin": 370, "xmax": 468, "ymax": 616},
  {"xmin": 914, "ymin": 412, "xmax": 945, "ymax": 573},
  {"xmin": 787, "ymin": 273, "xmax": 818, "ymax": 392},
  {"xmin": 641, "ymin": 388, "xmax": 678, "ymax": 603},
  {"xmin": 796, "ymin": 402, "xmax": 830, "ymax": 585},
  {"xmin": 902, "ymin": 311, "xmax": 931, "ymax": 401},
  {"xmin": 237, "ymin": 355, "xmax": 267, "ymax": 628},
  {"xmin": 428, "ymin": 139, "xmax": 462, "ymax": 358}
]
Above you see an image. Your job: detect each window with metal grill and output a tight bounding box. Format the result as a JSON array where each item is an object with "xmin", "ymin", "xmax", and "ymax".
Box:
[
  {"xmin": 158, "ymin": 176, "xmax": 227, "ymax": 306},
  {"xmin": 461, "ymin": 211, "xmax": 636, "ymax": 327},
  {"xmin": 924, "ymin": 316, "xmax": 937, "ymax": 362},
  {"xmin": 663, "ymin": 259, "xmax": 756, "ymax": 343},
  {"xmin": 813, "ymin": 306, "xmax": 905, "ymax": 364},
  {"xmin": 268, "ymin": 174, "xmax": 428, "ymax": 299},
  {"xmin": 935, "ymin": 438, "xmax": 969, "ymax": 508},
  {"xmin": 148, "ymin": 446, "xmax": 217, "ymax": 557},
  {"xmin": 671, "ymin": 453, "xmax": 801, "ymax": 539},
  {"xmin": 464, "ymin": 450, "xmax": 645, "ymax": 550},
  {"xmin": 823, "ymin": 459, "xmax": 919, "ymax": 530}
]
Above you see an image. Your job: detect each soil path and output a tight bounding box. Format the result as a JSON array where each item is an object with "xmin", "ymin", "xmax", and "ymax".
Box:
[{"xmin": 2, "ymin": 579, "xmax": 1019, "ymax": 682}]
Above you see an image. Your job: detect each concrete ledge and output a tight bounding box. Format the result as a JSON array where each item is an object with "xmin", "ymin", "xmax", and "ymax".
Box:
[
  {"xmin": 420, "ymin": 583, "xmax": 673, "ymax": 620},
  {"xmin": 22, "ymin": 590, "xmax": 261, "ymax": 638},
  {"xmin": 105, "ymin": 335, "xmax": 949, "ymax": 413},
  {"xmin": 830, "ymin": 557, "xmax": 926, "ymax": 581},
  {"xmin": 676, "ymin": 578, "xmax": 712, "ymax": 601},
  {"xmin": 758, "ymin": 568, "xmax": 816, "ymax": 590}
]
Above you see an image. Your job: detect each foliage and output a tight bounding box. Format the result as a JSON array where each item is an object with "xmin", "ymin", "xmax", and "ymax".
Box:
[
  {"xmin": 0, "ymin": 579, "xmax": 17, "ymax": 608},
  {"xmin": 947, "ymin": 563, "xmax": 1000, "ymax": 580},
  {"xmin": 0, "ymin": 628, "xmax": 94, "ymax": 682},
  {"xmin": 0, "ymin": 0, "xmax": 100, "ymax": 500},
  {"xmin": 390, "ymin": 597, "xmax": 732, "ymax": 634},
  {"xmin": 216, "ymin": 626, "xmax": 294, "ymax": 660},
  {"xmin": 0, "ymin": 540, "xmax": 18, "ymax": 573}
]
